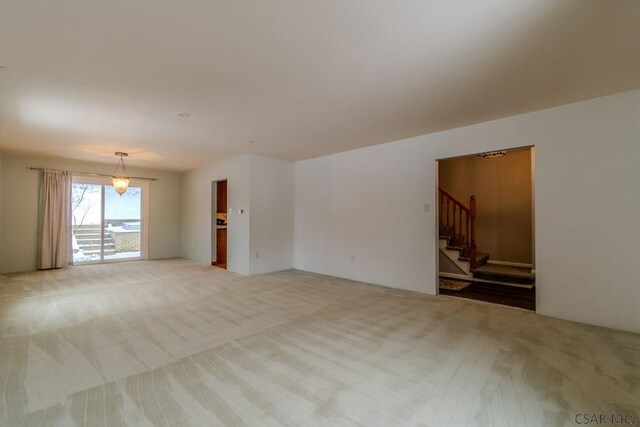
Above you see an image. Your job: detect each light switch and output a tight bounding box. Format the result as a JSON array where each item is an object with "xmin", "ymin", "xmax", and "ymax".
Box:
[{"xmin": 424, "ymin": 204, "xmax": 430, "ymax": 213}]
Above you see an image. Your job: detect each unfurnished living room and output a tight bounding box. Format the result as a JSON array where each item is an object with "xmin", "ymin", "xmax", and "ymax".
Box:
[{"xmin": 0, "ymin": 1, "xmax": 639, "ymax": 426}]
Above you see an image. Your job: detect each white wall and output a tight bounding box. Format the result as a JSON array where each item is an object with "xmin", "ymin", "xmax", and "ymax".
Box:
[
  {"xmin": 294, "ymin": 89, "xmax": 640, "ymax": 333},
  {"xmin": 181, "ymin": 154, "xmax": 294, "ymax": 276},
  {"xmin": 0, "ymin": 152, "xmax": 183, "ymax": 274},
  {"xmin": 181, "ymin": 155, "xmax": 251, "ymax": 275},
  {"xmin": 249, "ymin": 155, "xmax": 294, "ymax": 275},
  {"xmin": 294, "ymin": 139, "xmax": 435, "ymax": 294}
]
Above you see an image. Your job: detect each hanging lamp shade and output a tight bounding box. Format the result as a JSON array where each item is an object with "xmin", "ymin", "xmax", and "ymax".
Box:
[
  {"xmin": 112, "ymin": 152, "xmax": 130, "ymax": 196},
  {"xmin": 112, "ymin": 176, "xmax": 130, "ymax": 195}
]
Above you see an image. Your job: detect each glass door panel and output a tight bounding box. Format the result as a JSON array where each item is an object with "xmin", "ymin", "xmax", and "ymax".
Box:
[
  {"xmin": 104, "ymin": 185, "xmax": 142, "ymax": 260},
  {"xmin": 71, "ymin": 178, "xmax": 145, "ymax": 264},
  {"xmin": 71, "ymin": 182, "xmax": 104, "ymax": 264}
]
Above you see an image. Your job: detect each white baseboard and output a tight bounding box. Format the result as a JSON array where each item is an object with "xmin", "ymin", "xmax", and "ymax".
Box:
[{"xmin": 486, "ymin": 260, "xmax": 533, "ymax": 269}]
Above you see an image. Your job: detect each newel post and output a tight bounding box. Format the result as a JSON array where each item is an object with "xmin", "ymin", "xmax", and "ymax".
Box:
[
  {"xmin": 469, "ymin": 196, "xmax": 477, "ymax": 270},
  {"xmin": 439, "ymin": 191, "xmax": 443, "ymax": 230}
]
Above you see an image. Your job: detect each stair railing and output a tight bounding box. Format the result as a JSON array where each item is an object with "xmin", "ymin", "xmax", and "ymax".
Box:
[{"xmin": 439, "ymin": 188, "xmax": 477, "ymax": 270}]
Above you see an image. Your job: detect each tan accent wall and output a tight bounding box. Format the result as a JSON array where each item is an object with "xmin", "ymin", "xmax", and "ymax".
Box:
[{"xmin": 439, "ymin": 148, "xmax": 533, "ymax": 264}]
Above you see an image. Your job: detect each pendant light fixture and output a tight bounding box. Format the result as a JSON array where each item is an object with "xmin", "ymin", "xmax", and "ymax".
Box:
[{"xmin": 112, "ymin": 152, "xmax": 130, "ymax": 195}]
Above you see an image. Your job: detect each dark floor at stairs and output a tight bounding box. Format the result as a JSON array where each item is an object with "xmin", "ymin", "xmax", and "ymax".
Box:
[{"xmin": 440, "ymin": 279, "xmax": 535, "ymax": 310}]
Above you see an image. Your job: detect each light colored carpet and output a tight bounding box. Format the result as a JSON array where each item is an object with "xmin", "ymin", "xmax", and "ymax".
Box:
[{"xmin": 0, "ymin": 259, "xmax": 638, "ymax": 426}]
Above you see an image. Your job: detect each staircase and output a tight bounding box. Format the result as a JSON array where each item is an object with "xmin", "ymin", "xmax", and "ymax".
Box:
[
  {"xmin": 439, "ymin": 236, "xmax": 488, "ymax": 275},
  {"xmin": 439, "ymin": 188, "xmax": 535, "ymax": 286},
  {"xmin": 73, "ymin": 224, "xmax": 116, "ymax": 256}
]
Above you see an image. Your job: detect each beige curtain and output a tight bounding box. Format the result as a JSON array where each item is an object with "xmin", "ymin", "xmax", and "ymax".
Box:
[{"xmin": 37, "ymin": 169, "xmax": 72, "ymax": 269}]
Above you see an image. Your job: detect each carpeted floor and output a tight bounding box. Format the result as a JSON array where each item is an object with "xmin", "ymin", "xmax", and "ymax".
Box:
[{"xmin": 0, "ymin": 259, "xmax": 638, "ymax": 426}]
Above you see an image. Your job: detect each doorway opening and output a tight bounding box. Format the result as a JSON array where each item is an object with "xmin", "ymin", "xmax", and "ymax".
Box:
[
  {"xmin": 71, "ymin": 176, "xmax": 148, "ymax": 264},
  {"xmin": 212, "ymin": 179, "xmax": 228, "ymax": 269},
  {"xmin": 436, "ymin": 147, "xmax": 535, "ymax": 310}
]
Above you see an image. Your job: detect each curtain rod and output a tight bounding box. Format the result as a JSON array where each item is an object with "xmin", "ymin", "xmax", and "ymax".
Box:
[{"xmin": 27, "ymin": 167, "xmax": 158, "ymax": 181}]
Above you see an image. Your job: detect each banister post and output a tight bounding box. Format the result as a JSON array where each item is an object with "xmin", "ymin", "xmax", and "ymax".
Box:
[
  {"xmin": 446, "ymin": 199, "xmax": 450, "ymax": 231},
  {"xmin": 469, "ymin": 196, "xmax": 477, "ymax": 270},
  {"xmin": 458, "ymin": 204, "xmax": 462, "ymax": 246},
  {"xmin": 439, "ymin": 191, "xmax": 443, "ymax": 230},
  {"xmin": 465, "ymin": 211, "xmax": 470, "ymax": 248},
  {"xmin": 452, "ymin": 205, "xmax": 457, "ymax": 243}
]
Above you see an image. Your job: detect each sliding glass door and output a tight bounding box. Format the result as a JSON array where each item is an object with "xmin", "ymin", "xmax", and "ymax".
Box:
[{"xmin": 71, "ymin": 177, "xmax": 146, "ymax": 264}]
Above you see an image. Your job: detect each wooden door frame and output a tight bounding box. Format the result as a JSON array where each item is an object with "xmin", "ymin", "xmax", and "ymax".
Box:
[{"xmin": 211, "ymin": 178, "xmax": 228, "ymax": 267}]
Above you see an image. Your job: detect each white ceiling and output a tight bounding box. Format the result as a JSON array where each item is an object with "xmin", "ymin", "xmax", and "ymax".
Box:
[{"xmin": 1, "ymin": 1, "xmax": 639, "ymax": 171}]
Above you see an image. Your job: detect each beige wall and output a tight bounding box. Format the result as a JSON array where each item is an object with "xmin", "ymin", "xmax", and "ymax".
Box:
[
  {"xmin": 0, "ymin": 152, "xmax": 182, "ymax": 274},
  {"xmin": 439, "ymin": 148, "xmax": 533, "ymax": 264}
]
